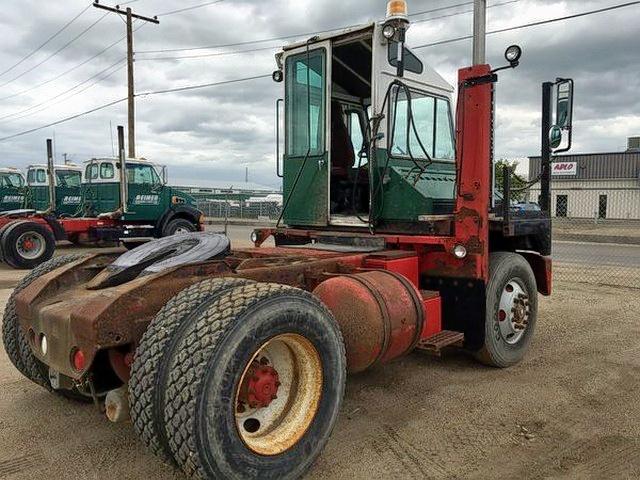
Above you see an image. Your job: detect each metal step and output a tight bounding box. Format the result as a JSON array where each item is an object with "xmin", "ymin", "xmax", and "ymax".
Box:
[{"xmin": 416, "ymin": 330, "xmax": 464, "ymax": 356}]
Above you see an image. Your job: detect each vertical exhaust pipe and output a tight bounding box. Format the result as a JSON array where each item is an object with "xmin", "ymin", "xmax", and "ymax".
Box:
[
  {"xmin": 472, "ymin": 0, "xmax": 487, "ymax": 65},
  {"xmin": 46, "ymin": 139, "xmax": 56, "ymax": 213},
  {"xmin": 117, "ymin": 125, "xmax": 128, "ymax": 214}
]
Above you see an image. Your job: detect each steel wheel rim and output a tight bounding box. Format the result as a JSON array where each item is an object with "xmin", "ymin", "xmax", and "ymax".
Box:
[
  {"xmin": 174, "ymin": 226, "xmax": 191, "ymax": 235},
  {"xmin": 234, "ymin": 333, "xmax": 323, "ymax": 456},
  {"xmin": 497, "ymin": 278, "xmax": 530, "ymax": 345},
  {"xmin": 16, "ymin": 232, "xmax": 46, "ymax": 259}
]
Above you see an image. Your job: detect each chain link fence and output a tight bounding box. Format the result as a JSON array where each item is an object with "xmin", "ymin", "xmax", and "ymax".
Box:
[
  {"xmin": 535, "ymin": 188, "xmax": 640, "ymax": 289},
  {"xmin": 197, "ymin": 199, "xmax": 282, "ymax": 222},
  {"xmin": 198, "ymin": 187, "xmax": 640, "ymax": 289}
]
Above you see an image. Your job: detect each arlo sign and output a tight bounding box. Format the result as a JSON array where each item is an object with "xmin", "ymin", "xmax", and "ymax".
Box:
[{"xmin": 551, "ymin": 162, "xmax": 577, "ymax": 176}]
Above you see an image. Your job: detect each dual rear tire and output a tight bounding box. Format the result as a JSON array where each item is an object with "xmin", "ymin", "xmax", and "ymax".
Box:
[{"xmin": 129, "ymin": 280, "xmax": 346, "ymax": 479}]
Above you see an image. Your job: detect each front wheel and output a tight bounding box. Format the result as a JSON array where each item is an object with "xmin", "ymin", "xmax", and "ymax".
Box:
[
  {"xmin": 162, "ymin": 218, "xmax": 197, "ymax": 237},
  {"xmin": 475, "ymin": 252, "xmax": 538, "ymax": 368},
  {"xmin": 164, "ymin": 283, "xmax": 346, "ymax": 479}
]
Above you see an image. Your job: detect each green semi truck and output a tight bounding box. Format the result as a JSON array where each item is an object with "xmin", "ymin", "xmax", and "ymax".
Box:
[
  {"xmin": 0, "ymin": 168, "xmax": 27, "ymax": 212},
  {"xmin": 81, "ymin": 157, "xmax": 202, "ymax": 237},
  {"xmin": 26, "ymin": 164, "xmax": 83, "ymax": 217}
]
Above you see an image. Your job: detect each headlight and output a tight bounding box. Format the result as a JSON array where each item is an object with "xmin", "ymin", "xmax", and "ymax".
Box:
[
  {"xmin": 272, "ymin": 70, "xmax": 283, "ymax": 83},
  {"xmin": 505, "ymin": 45, "xmax": 522, "ymax": 64},
  {"xmin": 453, "ymin": 245, "xmax": 468, "ymax": 259},
  {"xmin": 251, "ymin": 231, "xmax": 258, "ymax": 243},
  {"xmin": 382, "ymin": 24, "xmax": 396, "ymax": 40}
]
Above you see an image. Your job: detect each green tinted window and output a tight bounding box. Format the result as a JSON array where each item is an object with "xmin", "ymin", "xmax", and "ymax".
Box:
[
  {"xmin": 36, "ymin": 169, "xmax": 47, "ymax": 183},
  {"xmin": 56, "ymin": 170, "xmax": 81, "ymax": 187},
  {"xmin": 1, "ymin": 173, "xmax": 24, "ymax": 187},
  {"xmin": 435, "ymin": 98, "xmax": 455, "ymax": 160},
  {"xmin": 349, "ymin": 112, "xmax": 366, "ymax": 164},
  {"xmin": 127, "ymin": 164, "xmax": 160, "ymax": 185},
  {"xmin": 100, "ymin": 162, "xmax": 115, "ymax": 179},
  {"xmin": 285, "ymin": 49, "xmax": 326, "ymax": 157},
  {"xmin": 390, "ymin": 88, "xmax": 454, "ymax": 161},
  {"xmin": 86, "ymin": 164, "xmax": 99, "ymax": 180}
]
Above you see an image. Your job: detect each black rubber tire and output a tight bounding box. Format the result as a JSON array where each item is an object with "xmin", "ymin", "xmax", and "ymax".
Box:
[
  {"xmin": 474, "ymin": 252, "xmax": 538, "ymax": 368},
  {"xmin": 1, "ymin": 221, "xmax": 56, "ymax": 269},
  {"xmin": 2, "ymin": 254, "xmax": 89, "ymax": 399},
  {"xmin": 164, "ymin": 283, "xmax": 347, "ymax": 480},
  {"xmin": 129, "ymin": 277, "xmax": 255, "ymax": 464},
  {"xmin": 162, "ymin": 218, "xmax": 197, "ymax": 237}
]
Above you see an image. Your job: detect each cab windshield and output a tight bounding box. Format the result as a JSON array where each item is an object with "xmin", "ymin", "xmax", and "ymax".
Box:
[
  {"xmin": 0, "ymin": 173, "xmax": 24, "ymax": 188},
  {"xmin": 56, "ymin": 170, "xmax": 81, "ymax": 188},
  {"xmin": 127, "ymin": 163, "xmax": 161, "ymax": 185}
]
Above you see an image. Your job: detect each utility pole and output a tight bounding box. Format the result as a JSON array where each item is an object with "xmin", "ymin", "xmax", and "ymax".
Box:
[
  {"xmin": 93, "ymin": 1, "xmax": 159, "ymax": 159},
  {"xmin": 472, "ymin": 0, "xmax": 487, "ymax": 65}
]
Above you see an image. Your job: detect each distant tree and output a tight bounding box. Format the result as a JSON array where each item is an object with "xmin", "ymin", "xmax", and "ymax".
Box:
[{"xmin": 494, "ymin": 159, "xmax": 528, "ymax": 202}]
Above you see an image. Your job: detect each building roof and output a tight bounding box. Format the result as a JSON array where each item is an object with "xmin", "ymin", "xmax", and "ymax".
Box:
[{"xmin": 529, "ymin": 151, "xmax": 640, "ymax": 181}]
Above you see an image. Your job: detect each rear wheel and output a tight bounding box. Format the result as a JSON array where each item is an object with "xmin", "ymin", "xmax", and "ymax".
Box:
[
  {"xmin": 164, "ymin": 283, "xmax": 346, "ymax": 479},
  {"xmin": 1, "ymin": 221, "xmax": 55, "ymax": 269},
  {"xmin": 475, "ymin": 252, "xmax": 538, "ymax": 368},
  {"xmin": 129, "ymin": 277, "xmax": 255, "ymax": 464},
  {"xmin": 163, "ymin": 218, "xmax": 197, "ymax": 237},
  {"xmin": 2, "ymin": 254, "xmax": 89, "ymax": 399}
]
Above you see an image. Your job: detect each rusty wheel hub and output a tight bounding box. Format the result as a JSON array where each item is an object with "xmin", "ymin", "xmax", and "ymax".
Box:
[
  {"xmin": 234, "ymin": 334, "xmax": 323, "ymax": 456},
  {"xmin": 239, "ymin": 362, "xmax": 281, "ymax": 409},
  {"xmin": 497, "ymin": 280, "xmax": 530, "ymax": 345}
]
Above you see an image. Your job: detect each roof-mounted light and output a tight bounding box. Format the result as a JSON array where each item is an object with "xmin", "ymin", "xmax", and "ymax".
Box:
[{"xmin": 386, "ymin": 0, "xmax": 409, "ymax": 22}]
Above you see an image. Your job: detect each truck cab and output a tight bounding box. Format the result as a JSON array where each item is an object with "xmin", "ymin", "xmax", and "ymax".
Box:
[
  {"xmin": 0, "ymin": 168, "xmax": 27, "ymax": 212},
  {"xmin": 26, "ymin": 164, "xmax": 83, "ymax": 217},
  {"xmin": 278, "ymin": 24, "xmax": 457, "ymax": 230},
  {"xmin": 82, "ymin": 157, "xmax": 202, "ymax": 235}
]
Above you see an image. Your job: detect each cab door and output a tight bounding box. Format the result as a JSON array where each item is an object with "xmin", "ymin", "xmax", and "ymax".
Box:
[
  {"xmin": 125, "ymin": 163, "xmax": 165, "ymax": 222},
  {"xmin": 281, "ymin": 41, "xmax": 331, "ymax": 227}
]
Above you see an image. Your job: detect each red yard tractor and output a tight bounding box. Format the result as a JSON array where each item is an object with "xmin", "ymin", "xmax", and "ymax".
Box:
[{"xmin": 2, "ymin": 1, "xmax": 573, "ymax": 478}]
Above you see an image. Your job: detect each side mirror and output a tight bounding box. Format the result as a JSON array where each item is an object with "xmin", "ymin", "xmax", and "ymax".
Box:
[
  {"xmin": 550, "ymin": 78, "xmax": 574, "ymax": 153},
  {"xmin": 549, "ymin": 125, "xmax": 563, "ymax": 150},
  {"xmin": 161, "ymin": 166, "xmax": 168, "ymax": 185},
  {"xmin": 555, "ymin": 79, "xmax": 573, "ymax": 129}
]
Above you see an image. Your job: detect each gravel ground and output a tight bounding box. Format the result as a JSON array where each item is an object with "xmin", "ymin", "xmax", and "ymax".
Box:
[{"xmin": 0, "ymin": 239, "xmax": 639, "ymax": 479}]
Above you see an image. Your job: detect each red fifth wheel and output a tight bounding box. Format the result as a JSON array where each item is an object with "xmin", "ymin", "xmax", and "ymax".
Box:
[{"xmin": 160, "ymin": 283, "xmax": 346, "ymax": 479}]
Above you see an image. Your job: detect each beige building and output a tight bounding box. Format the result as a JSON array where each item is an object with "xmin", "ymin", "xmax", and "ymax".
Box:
[{"xmin": 528, "ymin": 142, "xmax": 640, "ymax": 220}]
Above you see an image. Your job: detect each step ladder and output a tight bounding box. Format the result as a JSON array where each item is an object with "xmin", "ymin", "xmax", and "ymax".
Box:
[{"xmin": 416, "ymin": 330, "xmax": 464, "ymax": 356}]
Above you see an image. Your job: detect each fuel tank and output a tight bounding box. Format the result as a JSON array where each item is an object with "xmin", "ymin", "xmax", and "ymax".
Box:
[{"xmin": 313, "ymin": 270, "xmax": 425, "ymax": 373}]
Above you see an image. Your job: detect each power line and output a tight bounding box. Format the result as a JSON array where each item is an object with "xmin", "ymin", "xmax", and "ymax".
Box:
[
  {"xmin": 0, "ymin": 58, "xmax": 126, "ymax": 123},
  {"xmin": 0, "ymin": 4, "xmax": 93, "ymax": 79},
  {"xmin": 413, "ymin": 0, "xmax": 640, "ymax": 49},
  {"xmin": 0, "ymin": 22, "xmax": 145, "ymax": 103},
  {"xmin": 137, "ymin": 74, "xmax": 271, "ymax": 96},
  {"xmin": 136, "ymin": 0, "xmax": 513, "ymax": 55},
  {"xmin": 413, "ymin": 0, "xmax": 518, "ymax": 24},
  {"xmin": 0, "ymin": 98, "xmax": 127, "ymax": 142},
  {"xmin": 137, "ymin": 45, "xmax": 277, "ymax": 62},
  {"xmin": 157, "ymin": 0, "xmax": 225, "ymax": 17},
  {"xmin": 4, "ymin": 1, "xmax": 638, "ymax": 143},
  {"xmin": 0, "ymin": 74, "xmax": 270, "ymax": 142},
  {"xmin": 137, "ymin": 0, "xmax": 520, "ymax": 61},
  {"xmin": 0, "ymin": 11, "xmax": 110, "ymax": 89}
]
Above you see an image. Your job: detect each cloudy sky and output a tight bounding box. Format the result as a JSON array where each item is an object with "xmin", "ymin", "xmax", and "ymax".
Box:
[{"xmin": 0, "ymin": 0, "xmax": 638, "ymax": 187}]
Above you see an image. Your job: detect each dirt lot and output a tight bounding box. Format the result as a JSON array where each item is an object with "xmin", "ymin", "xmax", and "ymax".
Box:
[{"xmin": 1, "ymin": 241, "xmax": 639, "ymax": 479}]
